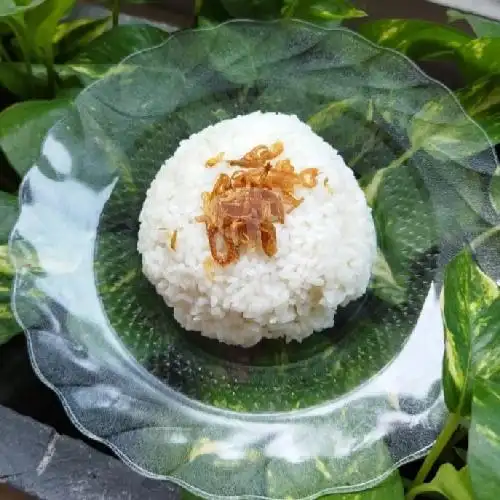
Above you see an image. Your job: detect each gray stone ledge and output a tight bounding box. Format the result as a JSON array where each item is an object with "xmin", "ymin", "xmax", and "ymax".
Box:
[{"xmin": 0, "ymin": 406, "xmax": 179, "ymax": 500}]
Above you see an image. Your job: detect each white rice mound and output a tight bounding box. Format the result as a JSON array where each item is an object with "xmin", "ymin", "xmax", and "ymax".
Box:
[{"xmin": 138, "ymin": 111, "xmax": 376, "ymax": 347}]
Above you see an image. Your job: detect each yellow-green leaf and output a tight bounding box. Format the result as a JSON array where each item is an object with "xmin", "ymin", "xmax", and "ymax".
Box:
[
  {"xmin": 467, "ymin": 296, "xmax": 500, "ymax": 499},
  {"xmin": 357, "ymin": 19, "xmax": 471, "ymax": 61},
  {"xmin": 458, "ymin": 38, "xmax": 500, "ymax": 81},
  {"xmin": 370, "ymin": 248, "xmax": 406, "ymax": 306},
  {"xmin": 24, "ymin": 0, "xmax": 75, "ymax": 60},
  {"xmin": 470, "ymin": 377, "xmax": 500, "ymax": 500},
  {"xmin": 409, "ymin": 97, "xmax": 493, "ymax": 160},
  {"xmin": 54, "ymin": 16, "xmax": 111, "ymax": 60},
  {"xmin": 407, "ymin": 464, "xmax": 474, "ymax": 500},
  {"xmin": 0, "ymin": 191, "xmax": 19, "ymax": 345},
  {"xmin": 282, "ymin": 0, "xmax": 366, "ymax": 23},
  {"xmin": 441, "ymin": 249, "xmax": 499, "ymax": 416},
  {"xmin": 456, "ymin": 75, "xmax": 500, "ymax": 148}
]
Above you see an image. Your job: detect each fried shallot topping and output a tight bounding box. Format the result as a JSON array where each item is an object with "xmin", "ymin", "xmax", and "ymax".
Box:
[{"xmin": 198, "ymin": 141, "xmax": 319, "ymax": 266}]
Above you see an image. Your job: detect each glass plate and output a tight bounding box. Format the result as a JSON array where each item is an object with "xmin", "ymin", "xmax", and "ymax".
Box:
[{"xmin": 9, "ymin": 20, "xmax": 499, "ymax": 499}]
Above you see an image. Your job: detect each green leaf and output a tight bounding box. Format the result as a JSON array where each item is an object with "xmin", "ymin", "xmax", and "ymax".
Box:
[
  {"xmin": 441, "ymin": 249, "xmax": 499, "ymax": 416},
  {"xmin": 458, "ymin": 38, "xmax": 500, "ymax": 81},
  {"xmin": 472, "ymin": 298, "xmax": 500, "ymax": 384},
  {"xmin": 448, "ymin": 9, "xmax": 500, "ymax": 38},
  {"xmin": 0, "ymin": 62, "xmax": 82, "ymax": 99},
  {"xmin": 0, "ymin": 98, "xmax": 71, "ymax": 177},
  {"xmin": 468, "ymin": 297, "xmax": 500, "ymax": 500},
  {"xmin": 328, "ymin": 473, "xmax": 406, "ymax": 499},
  {"xmin": 182, "ymin": 472, "xmax": 404, "ymax": 500},
  {"xmin": 409, "ymin": 96, "xmax": 494, "ymax": 160},
  {"xmin": 307, "ymin": 98, "xmax": 359, "ymax": 133},
  {"xmin": 0, "ymin": 59, "xmax": 40, "ymax": 99},
  {"xmin": 470, "ymin": 377, "xmax": 500, "ymax": 499},
  {"xmin": 357, "ymin": 19, "xmax": 472, "ymax": 61},
  {"xmin": 456, "ymin": 74, "xmax": 500, "ymax": 147},
  {"xmin": 370, "ymin": 162, "xmax": 436, "ymax": 297},
  {"xmin": 69, "ymin": 24, "xmax": 169, "ymax": 83},
  {"xmin": 282, "ymin": 0, "xmax": 366, "ymax": 23},
  {"xmin": 53, "ymin": 17, "xmax": 111, "ymax": 61},
  {"xmin": 0, "ymin": 0, "xmax": 45, "ymax": 18},
  {"xmin": 24, "ymin": 0, "xmax": 76, "ymax": 60},
  {"xmin": 0, "ymin": 190, "xmax": 17, "ymax": 242},
  {"xmin": 71, "ymin": 24, "xmax": 169, "ymax": 63},
  {"xmin": 0, "ymin": 191, "xmax": 19, "ymax": 345},
  {"xmin": 220, "ymin": 0, "xmax": 283, "ymax": 19},
  {"xmin": 370, "ymin": 248, "xmax": 407, "ymax": 306},
  {"xmin": 407, "ymin": 464, "xmax": 474, "ymax": 500},
  {"xmin": 287, "ymin": 472, "xmax": 404, "ymax": 500}
]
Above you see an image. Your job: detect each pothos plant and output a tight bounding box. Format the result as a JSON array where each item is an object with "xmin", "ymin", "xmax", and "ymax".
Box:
[{"xmin": 0, "ymin": 1, "xmax": 500, "ymax": 500}]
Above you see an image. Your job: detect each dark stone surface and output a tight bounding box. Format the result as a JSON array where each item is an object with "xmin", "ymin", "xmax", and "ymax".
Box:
[{"xmin": 0, "ymin": 406, "xmax": 179, "ymax": 500}]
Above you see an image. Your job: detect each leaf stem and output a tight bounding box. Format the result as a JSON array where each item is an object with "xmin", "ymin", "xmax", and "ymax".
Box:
[
  {"xmin": 112, "ymin": 0, "xmax": 120, "ymax": 27},
  {"xmin": 364, "ymin": 146, "xmax": 418, "ymax": 205},
  {"xmin": 409, "ymin": 412, "xmax": 461, "ymax": 490},
  {"xmin": 386, "ymin": 145, "xmax": 418, "ymax": 171},
  {"xmin": 471, "ymin": 225, "xmax": 500, "ymax": 251}
]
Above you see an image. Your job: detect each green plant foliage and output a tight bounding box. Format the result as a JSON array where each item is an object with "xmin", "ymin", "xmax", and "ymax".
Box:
[
  {"xmin": 441, "ymin": 249, "xmax": 499, "ymax": 416},
  {"xmin": 468, "ymin": 298, "xmax": 500, "ymax": 499},
  {"xmin": 0, "ymin": 98, "xmax": 71, "ymax": 177},
  {"xmin": 71, "ymin": 24, "xmax": 169, "ymax": 64},
  {"xmin": 456, "ymin": 74, "xmax": 500, "ymax": 147},
  {"xmin": 0, "ymin": 191, "xmax": 18, "ymax": 345},
  {"xmin": 357, "ymin": 19, "xmax": 472, "ymax": 60},
  {"xmin": 370, "ymin": 249, "xmax": 407, "ymax": 306},
  {"xmin": 182, "ymin": 471, "xmax": 404, "ymax": 500},
  {"xmin": 69, "ymin": 24, "xmax": 169, "ymax": 83},
  {"xmin": 196, "ymin": 0, "xmax": 365, "ymax": 24},
  {"xmin": 407, "ymin": 464, "xmax": 474, "ymax": 500},
  {"xmin": 53, "ymin": 17, "xmax": 111, "ymax": 61},
  {"xmin": 281, "ymin": 0, "xmax": 366, "ymax": 23}
]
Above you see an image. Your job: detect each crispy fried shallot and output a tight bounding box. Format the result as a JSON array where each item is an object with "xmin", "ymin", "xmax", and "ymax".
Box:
[{"xmin": 198, "ymin": 141, "xmax": 319, "ymax": 266}]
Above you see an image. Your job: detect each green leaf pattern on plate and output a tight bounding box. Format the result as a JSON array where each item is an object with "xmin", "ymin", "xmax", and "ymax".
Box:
[{"xmin": 94, "ymin": 70, "xmax": 437, "ymax": 411}]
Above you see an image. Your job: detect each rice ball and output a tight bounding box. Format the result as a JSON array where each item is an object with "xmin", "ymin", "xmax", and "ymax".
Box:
[{"xmin": 138, "ymin": 111, "xmax": 376, "ymax": 347}]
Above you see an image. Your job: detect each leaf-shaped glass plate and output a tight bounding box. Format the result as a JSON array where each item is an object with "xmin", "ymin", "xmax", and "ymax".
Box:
[{"xmin": 9, "ymin": 20, "xmax": 499, "ymax": 499}]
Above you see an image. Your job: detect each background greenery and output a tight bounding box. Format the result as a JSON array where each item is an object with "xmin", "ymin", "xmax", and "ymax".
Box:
[{"xmin": 1, "ymin": 1, "xmax": 500, "ymax": 499}]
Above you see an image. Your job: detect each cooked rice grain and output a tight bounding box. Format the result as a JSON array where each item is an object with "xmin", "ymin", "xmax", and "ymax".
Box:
[{"xmin": 138, "ymin": 112, "xmax": 376, "ymax": 347}]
